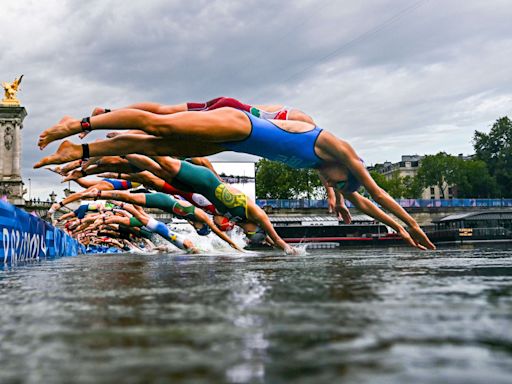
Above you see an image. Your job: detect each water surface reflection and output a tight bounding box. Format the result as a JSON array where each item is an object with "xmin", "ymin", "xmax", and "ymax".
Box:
[{"xmin": 0, "ymin": 245, "xmax": 511, "ymax": 383}]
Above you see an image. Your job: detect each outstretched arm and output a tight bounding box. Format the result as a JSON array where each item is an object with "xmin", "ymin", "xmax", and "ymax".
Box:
[
  {"xmin": 72, "ymin": 177, "xmax": 99, "ymax": 189},
  {"xmin": 248, "ymin": 206, "xmax": 296, "ymax": 254},
  {"xmin": 50, "ymin": 180, "xmax": 114, "ymax": 214},
  {"xmin": 318, "ymin": 172, "xmax": 351, "ymax": 223},
  {"xmin": 57, "ymin": 211, "xmax": 75, "ymax": 222},
  {"xmin": 82, "ymin": 189, "xmax": 147, "ymax": 206},
  {"xmin": 104, "ymin": 215, "xmax": 131, "ymax": 226},
  {"xmin": 322, "ymin": 137, "xmax": 435, "ymax": 250},
  {"xmin": 345, "ymin": 192, "xmax": 426, "ymax": 250},
  {"xmin": 194, "ymin": 209, "xmax": 243, "ymax": 251}
]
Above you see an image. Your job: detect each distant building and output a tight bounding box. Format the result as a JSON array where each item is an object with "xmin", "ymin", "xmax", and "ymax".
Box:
[{"xmin": 370, "ymin": 154, "xmax": 472, "ymax": 199}]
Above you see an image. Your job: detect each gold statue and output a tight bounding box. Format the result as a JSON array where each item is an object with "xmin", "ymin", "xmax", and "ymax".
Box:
[{"xmin": 2, "ymin": 75, "xmax": 23, "ymax": 106}]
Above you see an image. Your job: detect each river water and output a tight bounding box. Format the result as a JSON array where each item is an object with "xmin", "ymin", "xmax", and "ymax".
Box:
[{"xmin": 0, "ymin": 244, "xmax": 511, "ymax": 384}]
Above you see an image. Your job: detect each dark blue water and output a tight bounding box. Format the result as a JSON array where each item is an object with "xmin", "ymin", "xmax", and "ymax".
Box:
[{"xmin": 1, "ymin": 245, "xmax": 511, "ymax": 383}]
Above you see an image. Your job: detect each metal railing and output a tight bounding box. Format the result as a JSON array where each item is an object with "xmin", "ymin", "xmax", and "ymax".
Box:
[
  {"xmin": 256, "ymin": 198, "xmax": 512, "ymax": 209},
  {"xmin": 25, "ymin": 199, "xmax": 52, "ymax": 207}
]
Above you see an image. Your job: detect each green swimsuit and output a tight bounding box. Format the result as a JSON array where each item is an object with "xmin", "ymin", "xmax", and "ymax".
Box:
[
  {"xmin": 144, "ymin": 193, "xmax": 197, "ymax": 221},
  {"xmin": 173, "ymin": 161, "xmax": 248, "ymax": 222}
]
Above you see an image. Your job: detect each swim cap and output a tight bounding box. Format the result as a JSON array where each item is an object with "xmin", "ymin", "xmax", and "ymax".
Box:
[
  {"xmin": 246, "ymin": 226, "xmax": 266, "ymax": 244},
  {"xmin": 335, "ymin": 159, "xmax": 364, "ymax": 193},
  {"xmin": 196, "ymin": 223, "xmax": 211, "ymax": 236},
  {"xmin": 218, "ymin": 216, "xmax": 235, "ymax": 232}
]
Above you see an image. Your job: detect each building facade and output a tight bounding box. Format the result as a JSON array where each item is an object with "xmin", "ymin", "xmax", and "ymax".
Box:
[{"xmin": 372, "ymin": 154, "xmax": 453, "ymax": 199}]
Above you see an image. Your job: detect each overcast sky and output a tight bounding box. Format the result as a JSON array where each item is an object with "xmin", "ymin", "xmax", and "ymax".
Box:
[{"xmin": 2, "ymin": 0, "xmax": 511, "ymax": 200}]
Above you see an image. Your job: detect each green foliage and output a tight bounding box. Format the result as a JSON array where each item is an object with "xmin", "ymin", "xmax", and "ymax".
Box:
[
  {"xmin": 474, "ymin": 117, "xmax": 512, "ymax": 197},
  {"xmin": 255, "ymin": 159, "xmax": 323, "ymax": 199},
  {"xmin": 402, "ymin": 175, "xmax": 424, "ymax": 199},
  {"xmin": 454, "ymin": 159, "xmax": 498, "ymax": 198},
  {"xmin": 369, "ymin": 170, "xmax": 422, "ymax": 199},
  {"xmin": 369, "ymin": 170, "xmax": 389, "ymax": 189},
  {"xmin": 416, "ymin": 152, "xmax": 498, "ymax": 198},
  {"xmin": 416, "ymin": 152, "xmax": 460, "ymax": 198},
  {"xmin": 386, "ymin": 172, "xmax": 406, "ymax": 198}
]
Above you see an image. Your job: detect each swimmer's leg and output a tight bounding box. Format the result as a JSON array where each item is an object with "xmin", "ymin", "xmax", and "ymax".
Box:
[
  {"xmin": 34, "ymin": 135, "xmax": 224, "ymax": 168},
  {"xmin": 204, "ymin": 97, "xmax": 252, "ymax": 112},
  {"xmin": 145, "ymin": 217, "xmax": 198, "ymax": 253},
  {"xmin": 38, "ymin": 108, "xmax": 250, "ymax": 149},
  {"xmin": 186, "ymin": 97, "xmax": 224, "ymax": 111}
]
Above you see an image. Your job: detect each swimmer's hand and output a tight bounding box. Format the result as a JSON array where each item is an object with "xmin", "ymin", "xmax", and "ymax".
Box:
[
  {"xmin": 186, "ymin": 246, "xmax": 201, "ymax": 254},
  {"xmin": 48, "ymin": 204, "xmax": 57, "ymax": 215},
  {"xmin": 409, "ymin": 225, "xmax": 436, "ymax": 250},
  {"xmin": 328, "ymin": 194, "xmax": 336, "ymax": 213},
  {"xmin": 397, "ymin": 226, "xmax": 428, "ymax": 250},
  {"xmin": 334, "ymin": 203, "xmax": 352, "ymax": 224},
  {"xmin": 231, "ymin": 243, "xmax": 245, "ymax": 252},
  {"xmin": 284, "ymin": 245, "xmax": 299, "ymax": 255}
]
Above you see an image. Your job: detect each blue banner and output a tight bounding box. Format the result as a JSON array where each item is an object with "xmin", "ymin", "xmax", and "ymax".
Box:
[
  {"xmin": 256, "ymin": 198, "xmax": 512, "ymax": 209},
  {"xmin": 0, "ymin": 200, "xmax": 85, "ymax": 264}
]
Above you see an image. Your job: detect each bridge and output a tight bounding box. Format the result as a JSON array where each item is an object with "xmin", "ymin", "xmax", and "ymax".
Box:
[
  {"xmin": 256, "ymin": 198, "xmax": 512, "ymax": 226},
  {"xmin": 19, "ymin": 198, "xmax": 512, "ymax": 228}
]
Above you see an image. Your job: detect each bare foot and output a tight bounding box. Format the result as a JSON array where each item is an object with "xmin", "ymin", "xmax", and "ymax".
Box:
[
  {"xmin": 45, "ymin": 166, "xmax": 63, "ymax": 175},
  {"xmin": 63, "ymin": 170, "xmax": 84, "ymax": 182},
  {"xmin": 83, "ymin": 155, "xmax": 128, "ymax": 171},
  {"xmin": 106, "ymin": 131, "xmax": 122, "ymax": 138},
  {"xmin": 34, "ymin": 140, "xmax": 82, "ymax": 168},
  {"xmin": 80, "ymin": 157, "xmax": 101, "ymax": 170},
  {"xmin": 61, "ymin": 159, "xmax": 83, "ymax": 174},
  {"xmin": 38, "ymin": 116, "xmax": 80, "ymax": 149},
  {"xmin": 92, "ymin": 107, "xmax": 107, "ymax": 116},
  {"xmin": 81, "ymin": 188, "xmax": 99, "ymax": 199}
]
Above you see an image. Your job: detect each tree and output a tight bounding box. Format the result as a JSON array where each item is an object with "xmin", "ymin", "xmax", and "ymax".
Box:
[
  {"xmin": 416, "ymin": 152, "xmax": 459, "ymax": 198},
  {"xmin": 369, "ymin": 170, "xmax": 389, "ymax": 190},
  {"xmin": 402, "ymin": 175, "xmax": 424, "ymax": 199},
  {"xmin": 386, "ymin": 172, "xmax": 406, "ymax": 198},
  {"xmin": 369, "ymin": 170, "xmax": 422, "ymax": 198},
  {"xmin": 453, "ymin": 159, "xmax": 498, "ymax": 198},
  {"xmin": 474, "ymin": 116, "xmax": 512, "ymax": 197},
  {"xmin": 255, "ymin": 159, "xmax": 323, "ymax": 199}
]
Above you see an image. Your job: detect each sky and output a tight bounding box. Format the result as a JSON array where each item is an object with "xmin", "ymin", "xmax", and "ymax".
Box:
[{"xmin": 1, "ymin": 0, "xmax": 511, "ymax": 200}]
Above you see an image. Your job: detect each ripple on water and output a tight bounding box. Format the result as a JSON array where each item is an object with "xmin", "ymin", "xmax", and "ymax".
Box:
[{"xmin": 0, "ymin": 244, "xmax": 511, "ymax": 383}]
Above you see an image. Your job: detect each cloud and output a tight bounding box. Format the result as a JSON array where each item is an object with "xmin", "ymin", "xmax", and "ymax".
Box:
[{"xmin": 1, "ymin": 0, "xmax": 511, "ymax": 199}]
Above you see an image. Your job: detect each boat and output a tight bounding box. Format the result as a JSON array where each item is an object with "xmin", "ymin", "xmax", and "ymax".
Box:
[{"xmin": 269, "ymin": 215, "xmax": 403, "ymax": 247}]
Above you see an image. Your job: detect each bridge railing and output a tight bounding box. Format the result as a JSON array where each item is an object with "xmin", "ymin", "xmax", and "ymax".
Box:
[{"xmin": 256, "ymin": 198, "xmax": 512, "ymax": 209}]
